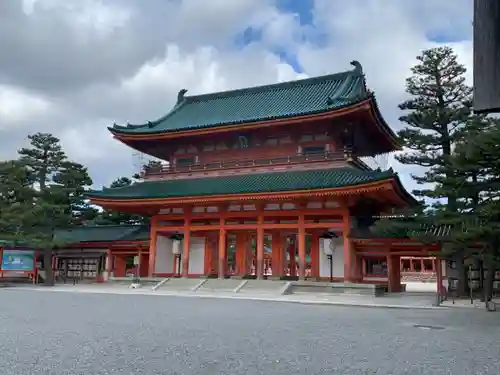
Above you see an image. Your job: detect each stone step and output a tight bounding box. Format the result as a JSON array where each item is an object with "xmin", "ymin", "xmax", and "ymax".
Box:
[
  {"xmin": 158, "ymin": 278, "xmax": 203, "ymax": 291},
  {"xmin": 238, "ymin": 280, "xmax": 287, "ymax": 295},
  {"xmin": 198, "ymin": 279, "xmax": 242, "ymax": 293}
]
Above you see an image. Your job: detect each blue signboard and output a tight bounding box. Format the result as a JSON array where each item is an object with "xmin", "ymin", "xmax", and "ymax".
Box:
[{"xmin": 1, "ymin": 249, "xmax": 35, "ymax": 271}]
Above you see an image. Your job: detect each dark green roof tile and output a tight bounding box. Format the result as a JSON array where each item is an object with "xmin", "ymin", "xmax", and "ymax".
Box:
[
  {"xmin": 111, "ymin": 62, "xmax": 368, "ymax": 134},
  {"xmin": 87, "ymin": 167, "xmax": 396, "ymax": 200},
  {"xmin": 53, "ymin": 225, "xmax": 149, "ymax": 245}
]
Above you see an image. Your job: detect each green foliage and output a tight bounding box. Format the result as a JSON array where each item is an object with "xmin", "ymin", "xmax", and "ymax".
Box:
[
  {"xmin": 94, "ymin": 177, "xmax": 150, "ymax": 225},
  {"xmin": 396, "ymin": 46, "xmax": 472, "ymax": 204},
  {"xmin": 51, "ymin": 160, "xmax": 97, "ymax": 225},
  {"xmin": 437, "ymin": 118, "xmax": 500, "ymax": 254},
  {"xmin": 374, "ymin": 47, "xmax": 477, "ymax": 245},
  {"xmin": 18, "ymin": 133, "xmax": 66, "ymax": 191},
  {"xmin": 0, "ymin": 160, "xmax": 38, "ymax": 243}
]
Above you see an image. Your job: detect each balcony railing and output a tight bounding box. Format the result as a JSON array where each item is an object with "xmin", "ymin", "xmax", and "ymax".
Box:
[{"xmin": 143, "ymin": 151, "xmax": 350, "ymax": 176}]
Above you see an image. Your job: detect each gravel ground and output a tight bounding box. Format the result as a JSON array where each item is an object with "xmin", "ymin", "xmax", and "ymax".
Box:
[{"xmin": 0, "ymin": 289, "xmax": 499, "ymax": 375}]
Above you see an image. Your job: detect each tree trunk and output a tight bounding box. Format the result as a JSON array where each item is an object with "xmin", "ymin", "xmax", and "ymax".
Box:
[
  {"xmin": 453, "ymin": 250, "xmax": 466, "ymax": 296},
  {"xmin": 43, "ymin": 248, "xmax": 54, "ymax": 286},
  {"xmin": 483, "ymin": 259, "xmax": 496, "ymax": 307}
]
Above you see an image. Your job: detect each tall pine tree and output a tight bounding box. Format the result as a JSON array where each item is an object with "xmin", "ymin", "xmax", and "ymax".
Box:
[
  {"xmin": 436, "ymin": 117, "xmax": 500, "ymax": 305},
  {"xmin": 0, "ymin": 160, "xmax": 37, "ymax": 243},
  {"xmin": 396, "ymin": 46, "xmax": 472, "ymax": 206},
  {"xmin": 14, "ymin": 133, "xmax": 97, "ymax": 285},
  {"xmin": 373, "ymin": 47, "xmax": 474, "ymax": 295}
]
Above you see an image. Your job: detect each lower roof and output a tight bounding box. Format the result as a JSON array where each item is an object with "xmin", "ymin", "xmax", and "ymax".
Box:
[
  {"xmin": 86, "ymin": 167, "xmax": 410, "ymax": 202},
  {"xmin": 53, "ymin": 225, "xmax": 149, "ymax": 245}
]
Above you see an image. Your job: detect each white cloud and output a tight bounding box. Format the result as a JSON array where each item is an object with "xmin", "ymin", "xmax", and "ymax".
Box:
[
  {"xmin": 3, "ymin": 0, "xmax": 473, "ymax": 190},
  {"xmin": 0, "ymin": 85, "xmax": 52, "ymax": 126},
  {"xmin": 22, "ymin": 0, "xmax": 132, "ymax": 42}
]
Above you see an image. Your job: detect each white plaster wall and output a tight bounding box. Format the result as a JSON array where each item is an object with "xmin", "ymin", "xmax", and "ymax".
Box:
[
  {"xmin": 188, "ymin": 237, "xmax": 205, "ymax": 274},
  {"xmin": 319, "ymin": 238, "xmax": 344, "ymax": 278},
  {"xmin": 155, "ymin": 235, "xmax": 174, "ymax": 274}
]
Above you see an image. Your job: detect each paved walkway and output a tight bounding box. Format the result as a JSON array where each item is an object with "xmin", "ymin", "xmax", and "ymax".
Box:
[
  {"xmin": 10, "ymin": 284, "xmax": 445, "ymax": 310},
  {"xmin": 10, "ymin": 283, "xmax": 499, "ymax": 310}
]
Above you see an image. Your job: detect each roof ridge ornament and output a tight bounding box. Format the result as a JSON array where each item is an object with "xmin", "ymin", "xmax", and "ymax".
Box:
[
  {"xmin": 350, "ymin": 60, "xmax": 363, "ymax": 74},
  {"xmin": 177, "ymin": 89, "xmax": 188, "ymax": 105}
]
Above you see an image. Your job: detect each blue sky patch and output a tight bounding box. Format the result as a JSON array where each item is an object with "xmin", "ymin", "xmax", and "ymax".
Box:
[{"xmin": 276, "ymin": 0, "xmax": 314, "ymax": 25}]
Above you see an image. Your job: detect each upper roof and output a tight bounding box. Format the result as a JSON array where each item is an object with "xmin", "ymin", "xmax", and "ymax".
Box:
[
  {"xmin": 110, "ymin": 61, "xmax": 369, "ymax": 135},
  {"xmin": 86, "ymin": 167, "xmax": 412, "ymax": 203},
  {"xmin": 53, "ymin": 225, "xmax": 149, "ymax": 245}
]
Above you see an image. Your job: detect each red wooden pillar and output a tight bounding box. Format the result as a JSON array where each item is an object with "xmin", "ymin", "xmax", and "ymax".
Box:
[
  {"xmin": 209, "ymin": 236, "xmax": 219, "ymax": 274},
  {"xmin": 271, "ymin": 232, "xmax": 282, "ymax": 277},
  {"xmin": 139, "ymin": 250, "xmax": 148, "ymax": 277},
  {"xmin": 343, "ymin": 212, "xmax": 353, "ymax": 282},
  {"xmin": 148, "ymin": 223, "xmax": 158, "ymax": 277},
  {"xmin": 387, "ymin": 254, "xmax": 402, "ymax": 292},
  {"xmin": 235, "ymin": 232, "xmax": 247, "ymax": 276},
  {"xmin": 218, "ymin": 219, "xmax": 226, "ymax": 279},
  {"xmin": 114, "ymin": 255, "xmax": 126, "ymax": 277},
  {"xmin": 256, "ymin": 215, "xmax": 265, "ymax": 279}
]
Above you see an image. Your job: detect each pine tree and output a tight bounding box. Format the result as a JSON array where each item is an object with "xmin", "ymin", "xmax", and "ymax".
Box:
[
  {"xmin": 96, "ymin": 177, "xmax": 149, "ymax": 225},
  {"xmin": 0, "ymin": 160, "xmax": 37, "ymax": 242},
  {"xmin": 52, "ymin": 161, "xmax": 97, "ymax": 226},
  {"xmin": 436, "ymin": 117, "xmax": 500, "ymax": 305},
  {"xmin": 18, "ymin": 133, "xmax": 66, "ymax": 191},
  {"xmin": 396, "ymin": 46, "xmax": 472, "ymax": 206},
  {"xmin": 372, "ymin": 47, "xmax": 475, "ymax": 295},
  {"xmin": 15, "ymin": 133, "xmax": 96, "ymax": 285}
]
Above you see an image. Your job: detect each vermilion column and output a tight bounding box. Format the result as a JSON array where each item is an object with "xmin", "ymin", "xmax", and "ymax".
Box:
[
  {"xmin": 343, "ymin": 212, "xmax": 353, "ymax": 282},
  {"xmin": 218, "ymin": 219, "xmax": 227, "ymax": 279},
  {"xmin": 182, "ymin": 228, "xmax": 191, "ymax": 277},
  {"xmin": 235, "ymin": 232, "xmax": 247, "ymax": 276},
  {"xmin": 256, "ymin": 216, "xmax": 265, "ymax": 279},
  {"xmin": 271, "ymin": 232, "xmax": 282, "ymax": 277},
  {"xmin": 148, "ymin": 222, "xmax": 158, "ymax": 277},
  {"xmin": 298, "ymin": 215, "xmax": 306, "ymax": 280}
]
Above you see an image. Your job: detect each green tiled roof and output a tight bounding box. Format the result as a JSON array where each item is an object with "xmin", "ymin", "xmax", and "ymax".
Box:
[
  {"xmin": 87, "ymin": 167, "xmax": 397, "ymax": 200},
  {"xmin": 0, "ymin": 239, "xmax": 34, "ymax": 248},
  {"xmin": 110, "ymin": 61, "xmax": 368, "ymax": 135},
  {"xmin": 53, "ymin": 225, "xmax": 149, "ymax": 245}
]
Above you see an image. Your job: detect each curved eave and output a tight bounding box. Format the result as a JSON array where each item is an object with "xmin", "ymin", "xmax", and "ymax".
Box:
[
  {"xmin": 87, "ymin": 177, "xmax": 405, "ymax": 208},
  {"xmin": 366, "ymin": 95, "xmax": 401, "ymax": 152},
  {"xmin": 389, "ymin": 173, "xmax": 418, "ymax": 207},
  {"xmin": 108, "ymin": 98, "xmax": 372, "ymax": 141}
]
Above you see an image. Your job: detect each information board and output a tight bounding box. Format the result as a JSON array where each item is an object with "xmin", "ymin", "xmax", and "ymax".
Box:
[{"xmin": 1, "ymin": 249, "xmax": 35, "ymax": 272}]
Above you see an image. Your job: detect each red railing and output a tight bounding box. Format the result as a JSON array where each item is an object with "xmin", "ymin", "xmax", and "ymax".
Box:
[{"xmin": 143, "ymin": 151, "xmax": 348, "ymax": 176}]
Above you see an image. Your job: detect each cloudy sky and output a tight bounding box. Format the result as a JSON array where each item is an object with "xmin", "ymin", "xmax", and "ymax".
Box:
[{"xmin": 0, "ymin": 0, "xmax": 472, "ymax": 192}]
